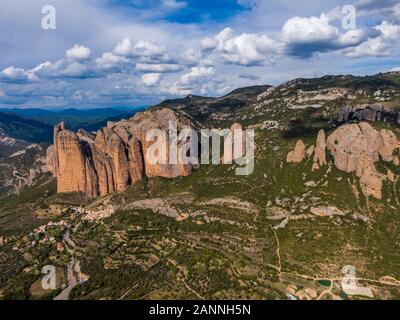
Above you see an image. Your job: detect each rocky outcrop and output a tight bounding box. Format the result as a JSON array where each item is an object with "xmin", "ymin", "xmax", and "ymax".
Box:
[
  {"xmin": 334, "ymin": 104, "xmax": 400, "ymax": 125},
  {"xmin": 47, "ymin": 108, "xmax": 196, "ymax": 198},
  {"xmin": 326, "ymin": 122, "xmax": 400, "ymax": 199},
  {"xmin": 311, "ymin": 206, "xmax": 345, "ymax": 217},
  {"xmin": 306, "ymin": 145, "xmax": 315, "ymax": 158},
  {"xmin": 46, "ymin": 145, "xmax": 57, "ymax": 176},
  {"xmin": 290, "ymin": 122, "xmax": 400, "ymax": 200},
  {"xmin": 224, "ymin": 123, "xmax": 246, "ymax": 164},
  {"xmin": 313, "ymin": 130, "xmax": 327, "ymax": 167},
  {"xmin": 286, "ymin": 140, "xmax": 306, "ymax": 163}
]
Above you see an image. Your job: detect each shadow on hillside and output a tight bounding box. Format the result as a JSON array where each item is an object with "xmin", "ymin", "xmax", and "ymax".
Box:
[{"xmin": 281, "ymin": 110, "xmax": 331, "ymax": 140}]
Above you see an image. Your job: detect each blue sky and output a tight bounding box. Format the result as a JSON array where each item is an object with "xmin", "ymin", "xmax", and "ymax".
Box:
[
  {"xmin": 0, "ymin": 0, "xmax": 399, "ymax": 108},
  {"xmin": 107, "ymin": 0, "xmax": 251, "ymax": 23}
]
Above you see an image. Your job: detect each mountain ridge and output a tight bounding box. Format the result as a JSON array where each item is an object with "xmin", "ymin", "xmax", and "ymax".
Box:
[{"xmin": 2, "ymin": 71, "xmax": 400, "ymax": 300}]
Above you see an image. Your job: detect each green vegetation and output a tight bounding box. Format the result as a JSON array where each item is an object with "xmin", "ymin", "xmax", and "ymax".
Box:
[{"xmin": 1, "ymin": 72, "xmax": 400, "ymax": 300}]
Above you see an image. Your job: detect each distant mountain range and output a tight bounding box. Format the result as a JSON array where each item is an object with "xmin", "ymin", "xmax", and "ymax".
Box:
[
  {"xmin": 0, "ymin": 112, "xmax": 54, "ymax": 143},
  {"xmin": 0, "ymin": 107, "xmax": 147, "ymax": 143},
  {"xmin": 157, "ymin": 85, "xmax": 271, "ymax": 122},
  {"xmin": 3, "ymin": 72, "xmax": 400, "ymax": 300}
]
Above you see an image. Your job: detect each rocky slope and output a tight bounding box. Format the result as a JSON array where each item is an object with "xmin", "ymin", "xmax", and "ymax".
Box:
[
  {"xmin": 3, "ymin": 72, "xmax": 400, "ymax": 300},
  {"xmin": 157, "ymin": 85, "xmax": 270, "ymax": 123},
  {"xmin": 0, "ymin": 138, "xmax": 49, "ymax": 198},
  {"xmin": 47, "ymin": 108, "xmax": 196, "ymax": 197},
  {"xmin": 287, "ymin": 122, "xmax": 400, "ymax": 199}
]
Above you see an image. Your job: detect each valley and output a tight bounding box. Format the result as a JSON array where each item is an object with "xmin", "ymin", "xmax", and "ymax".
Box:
[{"xmin": 1, "ymin": 72, "xmax": 400, "ymax": 300}]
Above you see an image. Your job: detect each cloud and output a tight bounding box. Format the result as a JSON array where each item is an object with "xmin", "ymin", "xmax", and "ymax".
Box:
[
  {"xmin": 96, "ymin": 52, "xmax": 131, "ymax": 71},
  {"xmin": 113, "ymin": 37, "xmax": 181, "ymax": 73},
  {"xmin": 375, "ymin": 21, "xmax": 400, "ymax": 39},
  {"xmin": 200, "ymin": 37, "xmax": 219, "ymax": 51},
  {"xmin": 0, "ymin": 66, "xmax": 38, "ymax": 83},
  {"xmin": 282, "ymin": 14, "xmax": 367, "ymax": 58},
  {"xmin": 355, "ymin": 0, "xmax": 399, "ymax": 13},
  {"xmin": 1, "ymin": 0, "xmax": 399, "ymax": 109},
  {"xmin": 166, "ymin": 66, "xmax": 224, "ymax": 95},
  {"xmin": 180, "ymin": 48, "xmax": 204, "ymax": 66},
  {"xmin": 32, "ymin": 59, "xmax": 94, "ymax": 79},
  {"xmin": 65, "ymin": 45, "xmax": 92, "ymax": 61},
  {"xmin": 282, "ymin": 14, "xmax": 338, "ymax": 45},
  {"xmin": 343, "ymin": 37, "xmax": 390, "ymax": 58},
  {"xmin": 343, "ymin": 21, "xmax": 400, "ymax": 58},
  {"xmin": 61, "ymin": 61, "xmax": 93, "ymax": 78},
  {"xmin": 204, "ymin": 28, "xmax": 282, "ymax": 66},
  {"xmin": 114, "ymin": 38, "xmax": 167, "ymax": 59},
  {"xmin": 239, "ymin": 73, "xmax": 261, "ymax": 80},
  {"xmin": 179, "ymin": 67, "xmax": 215, "ymax": 86},
  {"xmin": 141, "ymin": 73, "xmax": 162, "ymax": 86},
  {"xmin": 135, "ymin": 63, "xmax": 182, "ymax": 73}
]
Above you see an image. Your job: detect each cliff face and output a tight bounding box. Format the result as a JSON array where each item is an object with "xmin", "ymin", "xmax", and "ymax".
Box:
[
  {"xmin": 47, "ymin": 108, "xmax": 195, "ymax": 197},
  {"xmin": 334, "ymin": 104, "xmax": 400, "ymax": 125},
  {"xmin": 287, "ymin": 122, "xmax": 400, "ymax": 200}
]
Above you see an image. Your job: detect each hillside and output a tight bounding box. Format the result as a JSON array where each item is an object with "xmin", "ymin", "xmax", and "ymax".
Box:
[
  {"xmin": 0, "ymin": 112, "xmax": 54, "ymax": 143},
  {"xmin": 157, "ymin": 85, "xmax": 271, "ymax": 123},
  {"xmin": 1, "ymin": 72, "xmax": 400, "ymax": 300}
]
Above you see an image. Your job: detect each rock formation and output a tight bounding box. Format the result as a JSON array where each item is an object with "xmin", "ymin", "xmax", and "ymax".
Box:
[
  {"xmin": 286, "ymin": 140, "xmax": 306, "ymax": 163},
  {"xmin": 224, "ymin": 123, "xmax": 247, "ymax": 164},
  {"xmin": 313, "ymin": 130, "xmax": 327, "ymax": 167},
  {"xmin": 289, "ymin": 122, "xmax": 400, "ymax": 200},
  {"xmin": 47, "ymin": 108, "xmax": 196, "ymax": 197},
  {"xmin": 306, "ymin": 145, "xmax": 315, "ymax": 158},
  {"xmin": 335, "ymin": 104, "xmax": 400, "ymax": 125},
  {"xmin": 326, "ymin": 122, "xmax": 400, "ymax": 199}
]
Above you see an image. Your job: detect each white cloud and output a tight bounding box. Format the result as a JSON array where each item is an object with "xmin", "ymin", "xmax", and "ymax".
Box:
[
  {"xmin": 96, "ymin": 52, "xmax": 130, "ymax": 71},
  {"xmin": 135, "ymin": 63, "xmax": 182, "ymax": 73},
  {"xmin": 61, "ymin": 61, "xmax": 92, "ymax": 78},
  {"xmin": 282, "ymin": 14, "xmax": 338, "ymax": 45},
  {"xmin": 281, "ymin": 14, "xmax": 368, "ymax": 58},
  {"xmin": 1, "ymin": 0, "xmax": 399, "ymax": 108},
  {"xmin": 114, "ymin": 38, "xmax": 167, "ymax": 59},
  {"xmin": 31, "ymin": 59, "xmax": 94, "ymax": 79},
  {"xmin": 134, "ymin": 40, "xmax": 167, "ymax": 58},
  {"xmin": 343, "ymin": 37, "xmax": 390, "ymax": 58},
  {"xmin": 0, "ymin": 66, "xmax": 38, "ymax": 83},
  {"xmin": 375, "ymin": 21, "xmax": 400, "ymax": 39},
  {"xmin": 65, "ymin": 45, "xmax": 91, "ymax": 61},
  {"xmin": 336, "ymin": 29, "xmax": 368, "ymax": 46},
  {"xmin": 223, "ymin": 33, "xmax": 280, "ymax": 66},
  {"xmin": 179, "ymin": 67, "xmax": 215, "ymax": 86},
  {"xmin": 113, "ymin": 37, "xmax": 135, "ymax": 56},
  {"xmin": 343, "ymin": 21, "xmax": 400, "ymax": 58},
  {"xmin": 204, "ymin": 28, "xmax": 282, "ymax": 66},
  {"xmin": 166, "ymin": 66, "xmax": 218, "ymax": 95},
  {"xmin": 181, "ymin": 48, "xmax": 204, "ymax": 66},
  {"xmin": 141, "ymin": 73, "xmax": 162, "ymax": 87},
  {"xmin": 200, "ymin": 37, "xmax": 218, "ymax": 51}
]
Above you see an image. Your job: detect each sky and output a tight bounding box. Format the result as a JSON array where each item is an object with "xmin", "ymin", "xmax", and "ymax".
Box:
[{"xmin": 0, "ymin": 0, "xmax": 399, "ymax": 109}]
